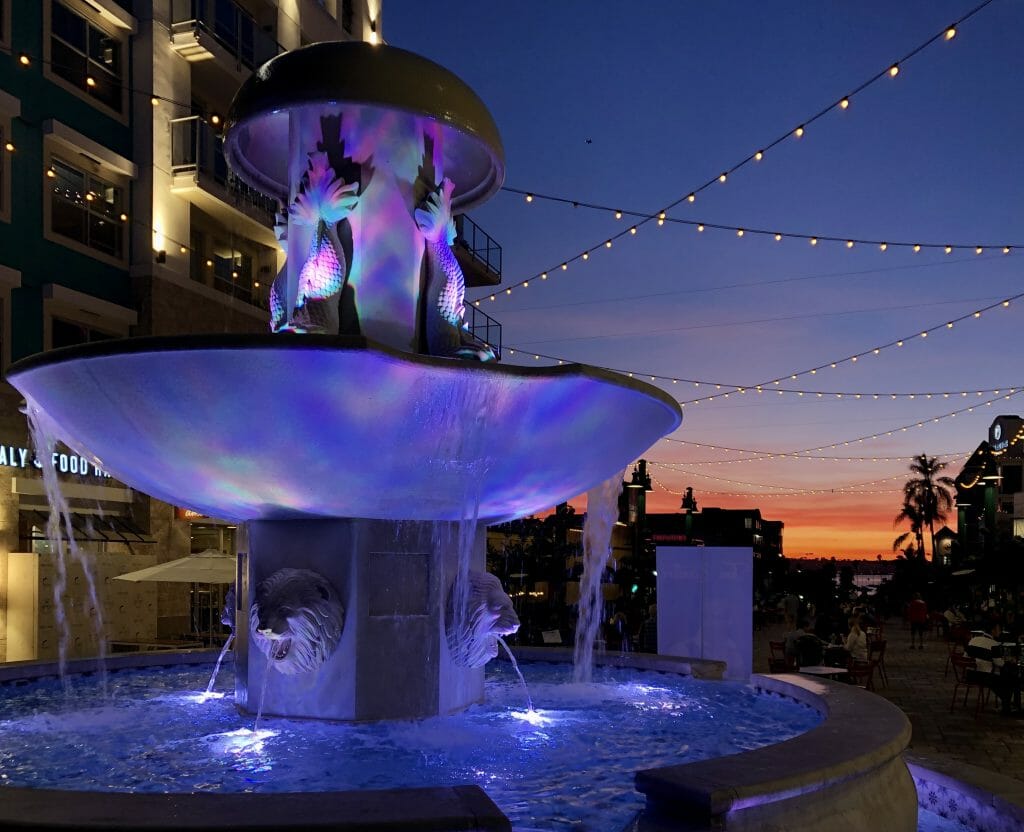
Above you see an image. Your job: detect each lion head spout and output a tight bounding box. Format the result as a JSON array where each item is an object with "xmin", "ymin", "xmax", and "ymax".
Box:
[
  {"xmin": 445, "ymin": 570, "xmax": 520, "ymax": 669},
  {"xmin": 250, "ymin": 568, "xmax": 344, "ymax": 675}
]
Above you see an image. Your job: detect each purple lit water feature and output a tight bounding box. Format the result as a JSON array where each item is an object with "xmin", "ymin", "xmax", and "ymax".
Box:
[
  {"xmin": 496, "ymin": 636, "xmax": 532, "ymax": 712},
  {"xmin": 204, "ymin": 633, "xmax": 235, "ymax": 696},
  {"xmin": 573, "ymin": 471, "xmax": 624, "ymax": 683},
  {"xmin": 25, "ymin": 400, "xmax": 108, "ymax": 695},
  {"xmin": 0, "ymin": 662, "xmax": 821, "ymax": 830}
]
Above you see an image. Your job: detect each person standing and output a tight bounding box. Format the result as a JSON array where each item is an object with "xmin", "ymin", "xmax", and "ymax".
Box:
[{"xmin": 908, "ymin": 593, "xmax": 929, "ymax": 650}]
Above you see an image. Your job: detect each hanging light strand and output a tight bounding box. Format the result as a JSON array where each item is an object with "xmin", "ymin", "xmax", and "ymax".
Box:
[
  {"xmin": 662, "ymin": 389, "xmax": 1022, "ymax": 454},
  {"xmin": 497, "ymin": 189, "xmax": 1021, "ymax": 256},
  {"xmin": 505, "ymin": 291, "xmax": 1022, "ymax": 395},
  {"xmin": 647, "ymin": 451, "xmax": 971, "ymax": 467},
  {"xmin": 490, "ymin": 0, "xmax": 997, "ymax": 301},
  {"xmin": 652, "ymin": 441, "xmax": 971, "ymax": 459}
]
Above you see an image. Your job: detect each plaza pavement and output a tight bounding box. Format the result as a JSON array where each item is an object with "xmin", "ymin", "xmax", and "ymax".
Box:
[{"xmin": 755, "ymin": 619, "xmax": 1024, "ymax": 783}]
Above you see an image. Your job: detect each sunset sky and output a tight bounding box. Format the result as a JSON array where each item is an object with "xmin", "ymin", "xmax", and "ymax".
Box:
[{"xmin": 387, "ymin": 1, "xmax": 1024, "ymax": 559}]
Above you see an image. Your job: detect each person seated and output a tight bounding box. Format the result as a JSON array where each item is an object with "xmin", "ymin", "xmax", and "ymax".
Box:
[
  {"xmin": 844, "ymin": 615, "xmax": 869, "ymax": 663},
  {"xmin": 967, "ymin": 622, "xmax": 1020, "ymax": 715},
  {"xmin": 784, "ymin": 619, "xmax": 810, "ymax": 662}
]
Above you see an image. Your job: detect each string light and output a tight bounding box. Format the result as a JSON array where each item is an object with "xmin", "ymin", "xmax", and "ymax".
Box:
[
  {"xmin": 18, "ymin": 54, "xmax": 30, "ymax": 66},
  {"xmin": 489, "ymin": 2, "xmax": 995, "ymax": 301},
  {"xmin": 507, "ymin": 293, "xmax": 1023, "ymax": 403},
  {"xmin": 889, "ymin": 64, "xmax": 900, "ymax": 77}
]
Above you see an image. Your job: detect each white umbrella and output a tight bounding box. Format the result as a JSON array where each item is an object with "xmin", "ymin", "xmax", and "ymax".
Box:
[{"xmin": 113, "ymin": 549, "xmax": 236, "ymax": 584}]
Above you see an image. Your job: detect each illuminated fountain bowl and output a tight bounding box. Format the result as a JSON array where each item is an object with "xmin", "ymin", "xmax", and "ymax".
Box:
[
  {"xmin": 0, "ymin": 650, "xmax": 931, "ymax": 832},
  {"xmin": 6, "ymin": 334, "xmax": 681, "ymax": 522}
]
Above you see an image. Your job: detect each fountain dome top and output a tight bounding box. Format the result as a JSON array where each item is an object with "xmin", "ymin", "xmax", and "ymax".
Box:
[{"xmin": 224, "ymin": 41, "xmax": 505, "ymax": 210}]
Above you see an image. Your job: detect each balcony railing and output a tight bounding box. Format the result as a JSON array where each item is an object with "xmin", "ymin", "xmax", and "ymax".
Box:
[
  {"xmin": 170, "ymin": 115, "xmax": 278, "ymax": 223},
  {"xmin": 170, "ymin": 0, "xmax": 281, "ymax": 69},
  {"xmin": 454, "ymin": 214, "xmax": 501, "ymax": 280},
  {"xmin": 464, "ymin": 304, "xmax": 502, "ymax": 361}
]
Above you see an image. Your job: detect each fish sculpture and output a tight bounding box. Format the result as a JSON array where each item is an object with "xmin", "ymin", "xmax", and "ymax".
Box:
[
  {"xmin": 269, "ymin": 152, "xmax": 358, "ymax": 333},
  {"xmin": 415, "ymin": 179, "xmax": 495, "ymax": 360}
]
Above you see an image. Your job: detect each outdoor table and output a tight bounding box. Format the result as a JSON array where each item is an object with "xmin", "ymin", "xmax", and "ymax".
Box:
[{"xmin": 797, "ymin": 665, "xmax": 849, "ymax": 680}]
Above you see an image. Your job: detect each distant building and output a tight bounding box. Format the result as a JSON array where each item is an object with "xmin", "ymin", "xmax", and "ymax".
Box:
[
  {"xmin": 955, "ymin": 414, "xmax": 1024, "ymax": 559},
  {"xmin": 645, "ymin": 496, "xmax": 784, "ymax": 560}
]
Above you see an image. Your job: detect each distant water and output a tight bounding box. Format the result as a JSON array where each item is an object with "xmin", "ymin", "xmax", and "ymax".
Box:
[{"xmin": 0, "ymin": 662, "xmax": 820, "ymax": 831}]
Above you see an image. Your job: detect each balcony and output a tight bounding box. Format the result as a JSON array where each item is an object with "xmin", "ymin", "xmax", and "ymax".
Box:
[
  {"xmin": 170, "ymin": 115, "xmax": 278, "ymax": 247},
  {"xmin": 453, "ymin": 214, "xmax": 502, "ymax": 287},
  {"xmin": 169, "ymin": 0, "xmax": 282, "ymax": 100},
  {"xmin": 464, "ymin": 304, "xmax": 502, "ymax": 361}
]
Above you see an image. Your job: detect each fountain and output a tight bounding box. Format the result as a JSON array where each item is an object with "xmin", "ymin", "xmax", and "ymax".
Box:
[
  {"xmin": 0, "ymin": 41, "xmax": 929, "ymax": 832},
  {"xmin": 7, "ymin": 41, "xmax": 680, "ymax": 723}
]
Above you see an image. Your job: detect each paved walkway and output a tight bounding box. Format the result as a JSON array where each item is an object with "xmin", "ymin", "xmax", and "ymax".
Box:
[{"xmin": 755, "ymin": 619, "xmax": 1024, "ymax": 783}]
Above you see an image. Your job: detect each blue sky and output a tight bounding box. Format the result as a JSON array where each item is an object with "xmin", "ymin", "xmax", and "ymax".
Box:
[{"xmin": 384, "ymin": 0, "xmax": 1024, "ymax": 556}]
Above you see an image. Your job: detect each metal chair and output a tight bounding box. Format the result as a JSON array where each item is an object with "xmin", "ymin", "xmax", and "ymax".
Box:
[
  {"xmin": 846, "ymin": 658, "xmax": 877, "ymax": 691},
  {"xmin": 949, "ymin": 654, "xmax": 988, "ymax": 717},
  {"xmin": 768, "ymin": 640, "xmax": 795, "ymax": 673},
  {"xmin": 869, "ymin": 639, "xmax": 888, "ymax": 687}
]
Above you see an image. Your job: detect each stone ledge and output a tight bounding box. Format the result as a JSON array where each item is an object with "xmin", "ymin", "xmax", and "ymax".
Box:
[
  {"xmin": 907, "ymin": 753, "xmax": 1024, "ymax": 831},
  {"xmin": 506, "ymin": 646, "xmax": 726, "ymax": 680},
  {"xmin": 0, "ymin": 649, "xmax": 221, "ymax": 685},
  {"xmin": 0, "ymin": 785, "xmax": 511, "ymax": 831},
  {"xmin": 634, "ymin": 673, "xmax": 915, "ymax": 830}
]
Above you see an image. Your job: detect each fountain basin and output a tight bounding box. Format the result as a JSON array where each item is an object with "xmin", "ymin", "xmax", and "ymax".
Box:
[
  {"xmin": 7, "ymin": 335, "xmax": 681, "ymax": 523},
  {"xmin": 0, "ymin": 652, "xmax": 821, "ymax": 831}
]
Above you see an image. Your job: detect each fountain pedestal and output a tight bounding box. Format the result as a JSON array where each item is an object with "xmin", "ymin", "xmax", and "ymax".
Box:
[{"xmin": 235, "ymin": 518, "xmax": 485, "ymax": 722}]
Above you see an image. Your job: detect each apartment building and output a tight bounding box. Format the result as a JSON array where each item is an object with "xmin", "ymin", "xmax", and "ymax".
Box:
[{"xmin": 0, "ymin": 0, "xmax": 385, "ymax": 662}]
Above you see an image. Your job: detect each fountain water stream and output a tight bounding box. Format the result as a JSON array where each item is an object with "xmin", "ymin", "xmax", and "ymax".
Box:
[
  {"xmin": 496, "ymin": 636, "xmax": 532, "ymax": 712},
  {"xmin": 205, "ymin": 632, "xmax": 235, "ymax": 696},
  {"xmin": 25, "ymin": 400, "xmax": 108, "ymax": 696},
  {"xmin": 574, "ymin": 471, "xmax": 625, "ymax": 683}
]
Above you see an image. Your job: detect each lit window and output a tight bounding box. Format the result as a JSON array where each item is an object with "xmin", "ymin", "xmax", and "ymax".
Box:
[
  {"xmin": 48, "ymin": 157, "xmax": 125, "ymax": 259},
  {"xmin": 49, "ymin": 0, "xmax": 125, "ymax": 114}
]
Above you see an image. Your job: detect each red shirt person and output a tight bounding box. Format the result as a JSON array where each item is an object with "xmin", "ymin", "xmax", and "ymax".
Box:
[{"xmin": 907, "ymin": 593, "xmax": 928, "ymax": 650}]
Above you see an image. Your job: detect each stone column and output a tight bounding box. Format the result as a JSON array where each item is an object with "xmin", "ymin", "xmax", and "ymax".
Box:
[{"xmin": 235, "ymin": 517, "xmax": 485, "ymax": 721}]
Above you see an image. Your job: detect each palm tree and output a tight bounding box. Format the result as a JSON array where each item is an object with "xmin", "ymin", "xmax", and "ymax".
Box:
[
  {"xmin": 893, "ymin": 498, "xmax": 924, "ymax": 559},
  {"xmin": 901, "ymin": 454, "xmax": 956, "ymax": 562}
]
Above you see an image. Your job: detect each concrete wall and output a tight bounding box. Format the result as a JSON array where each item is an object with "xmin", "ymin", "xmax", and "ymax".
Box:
[{"xmin": 656, "ymin": 546, "xmax": 752, "ymax": 681}]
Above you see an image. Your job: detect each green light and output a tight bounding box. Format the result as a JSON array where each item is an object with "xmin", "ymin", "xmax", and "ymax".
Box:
[{"xmin": 631, "ymin": 584, "xmax": 639, "ymax": 594}]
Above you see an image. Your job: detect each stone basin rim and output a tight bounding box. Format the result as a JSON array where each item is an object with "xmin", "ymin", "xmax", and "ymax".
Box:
[{"xmin": 6, "ymin": 333, "xmax": 683, "ymax": 416}]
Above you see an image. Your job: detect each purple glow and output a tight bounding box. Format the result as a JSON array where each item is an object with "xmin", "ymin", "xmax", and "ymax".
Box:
[{"xmin": 10, "ymin": 338, "xmax": 680, "ymax": 522}]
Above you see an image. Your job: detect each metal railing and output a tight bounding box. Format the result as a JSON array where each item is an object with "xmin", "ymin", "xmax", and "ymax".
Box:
[
  {"xmin": 465, "ymin": 303, "xmax": 502, "ymax": 360},
  {"xmin": 170, "ymin": 115, "xmax": 278, "ymax": 222},
  {"xmin": 170, "ymin": 0, "xmax": 282, "ymax": 69},
  {"xmin": 454, "ymin": 214, "xmax": 502, "ymax": 279}
]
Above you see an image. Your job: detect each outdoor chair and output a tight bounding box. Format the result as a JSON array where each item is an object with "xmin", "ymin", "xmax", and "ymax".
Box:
[
  {"xmin": 949, "ymin": 654, "xmax": 988, "ymax": 718},
  {"xmin": 869, "ymin": 639, "xmax": 888, "ymax": 687},
  {"xmin": 846, "ymin": 658, "xmax": 877, "ymax": 691},
  {"xmin": 945, "ymin": 625, "xmax": 971, "ymax": 679},
  {"xmin": 768, "ymin": 640, "xmax": 795, "ymax": 673}
]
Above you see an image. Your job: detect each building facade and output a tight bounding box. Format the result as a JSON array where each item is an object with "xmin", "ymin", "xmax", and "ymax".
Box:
[
  {"xmin": 0, "ymin": 0, "xmax": 383, "ymax": 662},
  {"xmin": 956, "ymin": 414, "xmax": 1024, "ymax": 560}
]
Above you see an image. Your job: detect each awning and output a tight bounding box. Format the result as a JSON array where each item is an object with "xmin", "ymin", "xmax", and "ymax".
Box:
[{"xmin": 24, "ymin": 509, "xmax": 157, "ymax": 545}]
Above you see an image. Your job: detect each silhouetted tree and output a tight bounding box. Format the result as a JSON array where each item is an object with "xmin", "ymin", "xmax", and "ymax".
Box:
[{"xmin": 902, "ymin": 454, "xmax": 956, "ymax": 561}]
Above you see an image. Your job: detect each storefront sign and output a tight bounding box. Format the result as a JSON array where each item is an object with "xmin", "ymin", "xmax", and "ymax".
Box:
[{"xmin": 0, "ymin": 444, "xmax": 109, "ymax": 477}]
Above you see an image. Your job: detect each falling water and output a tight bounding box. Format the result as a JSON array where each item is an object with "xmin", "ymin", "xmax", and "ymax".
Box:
[
  {"xmin": 496, "ymin": 636, "xmax": 533, "ymax": 712},
  {"xmin": 204, "ymin": 632, "xmax": 235, "ymax": 695},
  {"xmin": 573, "ymin": 471, "xmax": 625, "ymax": 683},
  {"xmin": 253, "ymin": 667, "xmax": 271, "ymax": 733},
  {"xmin": 25, "ymin": 399, "xmax": 108, "ymax": 695},
  {"xmin": 427, "ymin": 376, "xmax": 493, "ymax": 664}
]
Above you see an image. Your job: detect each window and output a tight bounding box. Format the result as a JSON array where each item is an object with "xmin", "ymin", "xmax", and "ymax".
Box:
[
  {"xmin": 49, "ymin": 157, "xmax": 126, "ymax": 260},
  {"xmin": 49, "ymin": 0, "xmax": 125, "ymax": 114},
  {"xmin": 51, "ymin": 316, "xmax": 116, "ymax": 349}
]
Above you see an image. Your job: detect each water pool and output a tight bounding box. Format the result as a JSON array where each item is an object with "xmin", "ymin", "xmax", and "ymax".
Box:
[{"xmin": 0, "ymin": 661, "xmax": 822, "ymax": 830}]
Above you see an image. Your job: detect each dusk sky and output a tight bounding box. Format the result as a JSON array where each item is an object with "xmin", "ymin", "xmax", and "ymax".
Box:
[{"xmin": 387, "ymin": 1, "xmax": 1024, "ymax": 559}]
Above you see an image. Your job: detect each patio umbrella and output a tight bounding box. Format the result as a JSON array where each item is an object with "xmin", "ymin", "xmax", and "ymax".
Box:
[{"xmin": 113, "ymin": 549, "xmax": 236, "ymax": 584}]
